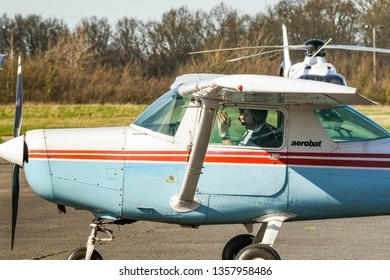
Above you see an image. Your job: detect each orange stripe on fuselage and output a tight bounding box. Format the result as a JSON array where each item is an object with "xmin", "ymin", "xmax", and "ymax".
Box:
[{"xmin": 27, "ymin": 149, "xmax": 390, "ymax": 168}]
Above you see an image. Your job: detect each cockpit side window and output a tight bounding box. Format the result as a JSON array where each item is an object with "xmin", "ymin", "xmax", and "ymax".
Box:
[
  {"xmin": 209, "ymin": 107, "xmax": 284, "ymax": 148},
  {"xmin": 133, "ymin": 88, "xmax": 189, "ymax": 136},
  {"xmin": 315, "ymin": 106, "xmax": 389, "ymax": 142}
]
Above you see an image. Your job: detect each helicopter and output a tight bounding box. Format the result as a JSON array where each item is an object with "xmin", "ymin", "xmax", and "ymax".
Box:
[
  {"xmin": 190, "ymin": 24, "xmax": 390, "ymax": 86},
  {"xmin": 1, "ymin": 35, "xmax": 390, "ymax": 260}
]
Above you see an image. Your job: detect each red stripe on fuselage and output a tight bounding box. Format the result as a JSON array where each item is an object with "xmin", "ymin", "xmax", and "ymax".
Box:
[{"xmin": 28, "ymin": 149, "xmax": 390, "ymax": 168}]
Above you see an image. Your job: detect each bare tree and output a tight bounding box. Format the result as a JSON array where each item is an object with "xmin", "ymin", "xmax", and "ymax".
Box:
[
  {"xmin": 75, "ymin": 16, "xmax": 111, "ymax": 64},
  {"xmin": 357, "ymin": 0, "xmax": 390, "ymax": 47},
  {"xmin": 14, "ymin": 14, "xmax": 69, "ymax": 55},
  {"xmin": 112, "ymin": 17, "xmax": 145, "ymax": 67},
  {"xmin": 144, "ymin": 7, "xmax": 205, "ymax": 76},
  {"xmin": 266, "ymin": 0, "xmax": 359, "ymax": 44}
]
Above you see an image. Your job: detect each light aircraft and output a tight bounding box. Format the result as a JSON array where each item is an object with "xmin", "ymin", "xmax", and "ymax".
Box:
[
  {"xmin": 1, "ymin": 42, "xmax": 390, "ymax": 260},
  {"xmin": 191, "ymin": 24, "xmax": 390, "ymax": 86}
]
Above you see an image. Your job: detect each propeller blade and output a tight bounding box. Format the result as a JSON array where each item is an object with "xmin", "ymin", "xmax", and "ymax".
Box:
[
  {"xmin": 11, "ymin": 164, "xmax": 20, "ymax": 250},
  {"xmin": 11, "ymin": 56, "xmax": 23, "ymax": 250},
  {"xmin": 14, "ymin": 56, "xmax": 23, "ymax": 138}
]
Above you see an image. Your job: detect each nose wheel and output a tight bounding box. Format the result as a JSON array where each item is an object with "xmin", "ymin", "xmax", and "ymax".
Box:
[
  {"xmin": 67, "ymin": 218, "xmax": 113, "ymax": 260},
  {"xmin": 67, "ymin": 247, "xmax": 103, "ymax": 260}
]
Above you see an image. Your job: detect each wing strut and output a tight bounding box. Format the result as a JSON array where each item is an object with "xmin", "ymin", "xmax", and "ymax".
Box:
[{"xmin": 170, "ymin": 98, "xmax": 217, "ymax": 212}]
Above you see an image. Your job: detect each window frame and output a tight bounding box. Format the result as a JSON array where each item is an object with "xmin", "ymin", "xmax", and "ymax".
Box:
[
  {"xmin": 132, "ymin": 88, "xmax": 189, "ymax": 137},
  {"xmin": 209, "ymin": 106, "xmax": 286, "ymax": 149}
]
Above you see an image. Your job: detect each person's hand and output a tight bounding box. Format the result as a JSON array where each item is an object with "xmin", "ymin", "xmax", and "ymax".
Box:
[{"xmin": 217, "ymin": 111, "xmax": 231, "ymax": 138}]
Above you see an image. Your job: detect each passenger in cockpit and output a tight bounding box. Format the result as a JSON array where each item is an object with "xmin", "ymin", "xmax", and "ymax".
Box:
[{"xmin": 217, "ymin": 108, "xmax": 280, "ymax": 148}]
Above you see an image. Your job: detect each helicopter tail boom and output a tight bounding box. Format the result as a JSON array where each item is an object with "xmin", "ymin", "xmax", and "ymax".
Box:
[{"xmin": 281, "ymin": 24, "xmax": 291, "ymax": 77}]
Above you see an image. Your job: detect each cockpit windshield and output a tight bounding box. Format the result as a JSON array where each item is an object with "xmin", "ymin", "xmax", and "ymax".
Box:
[
  {"xmin": 315, "ymin": 106, "xmax": 389, "ymax": 142},
  {"xmin": 133, "ymin": 88, "xmax": 189, "ymax": 136}
]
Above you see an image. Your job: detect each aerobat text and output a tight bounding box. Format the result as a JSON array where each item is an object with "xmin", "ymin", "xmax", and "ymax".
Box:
[{"xmin": 291, "ymin": 140, "xmax": 322, "ymax": 147}]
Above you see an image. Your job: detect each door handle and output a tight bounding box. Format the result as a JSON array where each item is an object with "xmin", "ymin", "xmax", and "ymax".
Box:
[{"xmin": 269, "ymin": 153, "xmax": 281, "ymax": 161}]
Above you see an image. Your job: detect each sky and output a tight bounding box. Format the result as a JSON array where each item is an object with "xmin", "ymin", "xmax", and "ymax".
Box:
[{"xmin": 2, "ymin": 0, "xmax": 279, "ymax": 28}]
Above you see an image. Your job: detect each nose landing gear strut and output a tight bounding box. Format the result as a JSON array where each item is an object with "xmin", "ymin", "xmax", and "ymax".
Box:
[{"xmin": 67, "ymin": 219, "xmax": 113, "ymax": 260}]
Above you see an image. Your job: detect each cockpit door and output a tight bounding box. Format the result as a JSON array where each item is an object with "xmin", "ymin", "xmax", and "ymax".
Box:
[{"xmin": 200, "ymin": 107, "xmax": 288, "ymax": 197}]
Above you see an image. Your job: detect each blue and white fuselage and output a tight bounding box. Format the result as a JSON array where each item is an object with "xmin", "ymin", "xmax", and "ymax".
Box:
[{"xmin": 1, "ymin": 73, "xmax": 390, "ymax": 259}]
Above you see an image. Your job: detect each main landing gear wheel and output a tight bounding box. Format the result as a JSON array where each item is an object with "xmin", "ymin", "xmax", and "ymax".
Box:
[
  {"xmin": 67, "ymin": 247, "xmax": 103, "ymax": 260},
  {"xmin": 235, "ymin": 244, "xmax": 281, "ymax": 260},
  {"xmin": 222, "ymin": 234, "xmax": 254, "ymax": 260}
]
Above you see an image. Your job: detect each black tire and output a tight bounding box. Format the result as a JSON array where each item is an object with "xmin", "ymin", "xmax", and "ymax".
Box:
[
  {"xmin": 67, "ymin": 247, "xmax": 103, "ymax": 260},
  {"xmin": 235, "ymin": 243, "xmax": 281, "ymax": 260},
  {"xmin": 222, "ymin": 234, "xmax": 254, "ymax": 260}
]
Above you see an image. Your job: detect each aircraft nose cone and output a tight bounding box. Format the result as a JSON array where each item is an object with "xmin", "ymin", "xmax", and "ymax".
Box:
[{"xmin": 0, "ymin": 136, "xmax": 26, "ymax": 167}]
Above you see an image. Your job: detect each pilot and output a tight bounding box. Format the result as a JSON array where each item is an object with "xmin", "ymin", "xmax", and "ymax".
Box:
[{"xmin": 217, "ymin": 108, "xmax": 280, "ymax": 147}]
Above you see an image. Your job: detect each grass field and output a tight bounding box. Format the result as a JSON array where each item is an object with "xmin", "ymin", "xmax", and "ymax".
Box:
[
  {"xmin": 354, "ymin": 105, "xmax": 390, "ymax": 130},
  {"xmin": 0, "ymin": 103, "xmax": 148, "ymax": 137},
  {"xmin": 0, "ymin": 104, "xmax": 389, "ymax": 137}
]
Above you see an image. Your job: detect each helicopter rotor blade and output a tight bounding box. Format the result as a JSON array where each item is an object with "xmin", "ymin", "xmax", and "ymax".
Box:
[
  {"xmin": 189, "ymin": 46, "xmax": 283, "ymax": 55},
  {"xmin": 323, "ymin": 45, "xmax": 390, "ymax": 54},
  {"xmin": 188, "ymin": 45, "xmax": 310, "ymax": 55},
  {"xmin": 11, "ymin": 56, "xmax": 23, "ymax": 250},
  {"xmin": 227, "ymin": 49, "xmax": 282, "ymax": 62},
  {"xmin": 190, "ymin": 44, "xmax": 390, "ymax": 57},
  {"xmin": 189, "ymin": 46, "xmax": 251, "ymax": 54}
]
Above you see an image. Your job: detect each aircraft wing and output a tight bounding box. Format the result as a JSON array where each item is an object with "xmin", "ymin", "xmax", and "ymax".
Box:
[
  {"xmin": 179, "ymin": 74, "xmax": 375, "ymax": 105},
  {"xmin": 170, "ymin": 73, "xmax": 224, "ymax": 89}
]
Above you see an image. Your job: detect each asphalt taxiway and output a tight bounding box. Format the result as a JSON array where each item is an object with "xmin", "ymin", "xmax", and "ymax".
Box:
[{"xmin": 0, "ymin": 159, "xmax": 390, "ymax": 260}]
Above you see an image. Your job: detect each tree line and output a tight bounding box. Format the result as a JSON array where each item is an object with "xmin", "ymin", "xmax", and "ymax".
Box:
[{"xmin": 0, "ymin": 0, "xmax": 389, "ymax": 104}]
